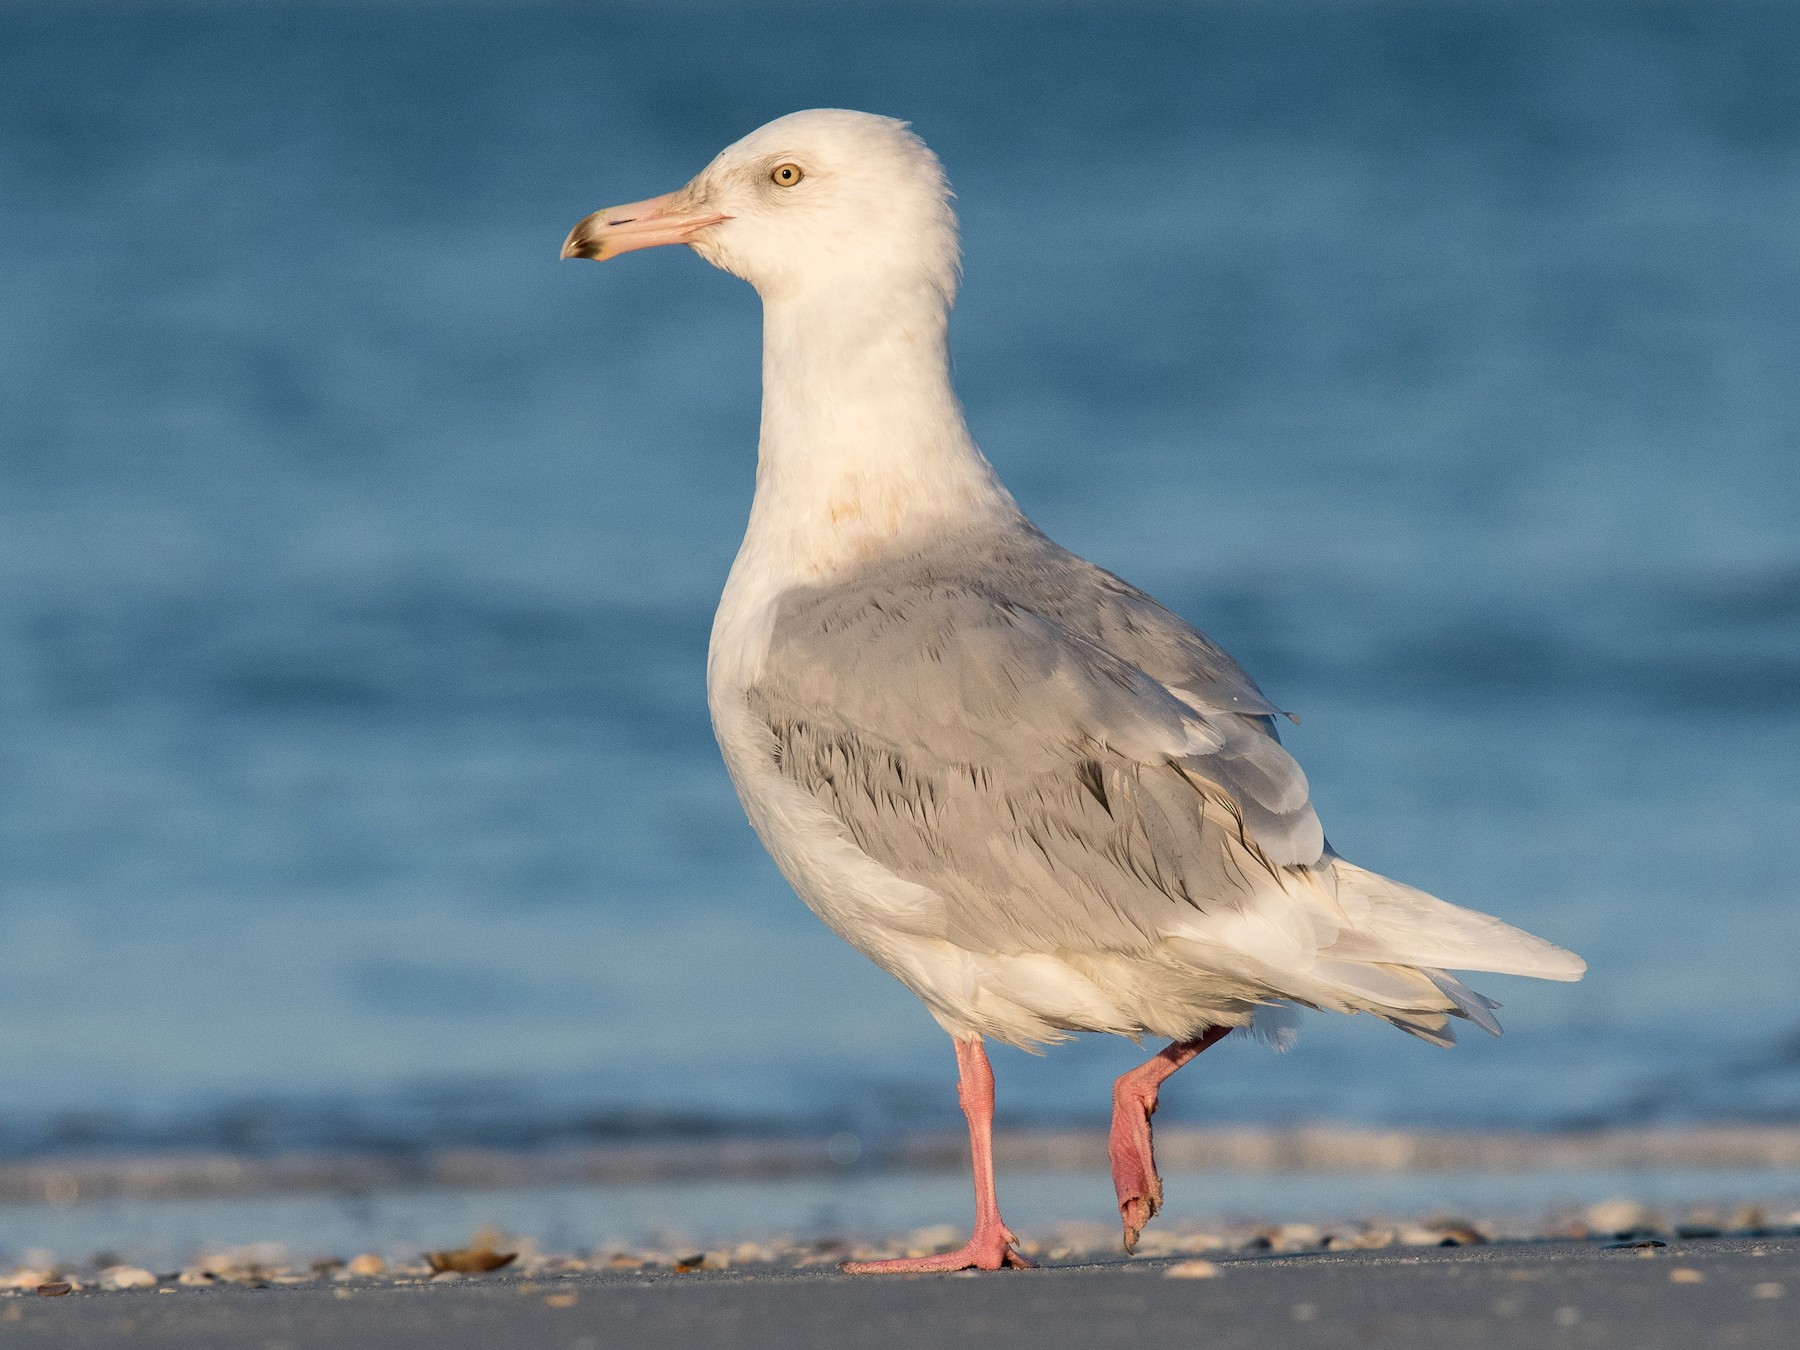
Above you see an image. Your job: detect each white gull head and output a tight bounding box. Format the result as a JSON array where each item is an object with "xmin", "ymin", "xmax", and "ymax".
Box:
[
  {"xmin": 565, "ymin": 109, "xmax": 1012, "ymax": 585},
  {"xmin": 563, "ymin": 109, "xmax": 960, "ymax": 308}
]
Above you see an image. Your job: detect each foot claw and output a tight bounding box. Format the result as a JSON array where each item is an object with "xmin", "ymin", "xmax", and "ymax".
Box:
[
  {"xmin": 1000, "ymin": 1237, "xmax": 1038, "ymax": 1269},
  {"xmin": 1120, "ymin": 1196, "xmax": 1149, "ymax": 1254}
]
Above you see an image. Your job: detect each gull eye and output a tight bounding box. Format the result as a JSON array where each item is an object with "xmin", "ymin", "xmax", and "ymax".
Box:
[{"xmin": 770, "ymin": 162, "xmax": 804, "ymax": 188}]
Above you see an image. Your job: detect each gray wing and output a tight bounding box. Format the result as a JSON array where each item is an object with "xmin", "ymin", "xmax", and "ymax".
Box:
[
  {"xmin": 747, "ymin": 526, "xmax": 1326, "ymax": 959},
  {"xmin": 987, "ymin": 525, "xmax": 1292, "ymax": 728}
]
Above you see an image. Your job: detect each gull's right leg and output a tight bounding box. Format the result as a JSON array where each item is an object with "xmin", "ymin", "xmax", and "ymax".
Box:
[{"xmin": 1109, "ymin": 1027, "xmax": 1230, "ymax": 1252}]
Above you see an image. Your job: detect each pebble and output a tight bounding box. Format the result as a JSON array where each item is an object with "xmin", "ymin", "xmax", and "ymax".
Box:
[
  {"xmin": 99, "ymin": 1267, "xmax": 157, "ymax": 1291},
  {"xmin": 1669, "ymin": 1268, "xmax": 1706, "ymax": 1283},
  {"xmin": 425, "ymin": 1247, "xmax": 515, "ymax": 1275},
  {"xmin": 669, "ymin": 1252, "xmax": 730, "ymax": 1274},
  {"xmin": 1586, "ymin": 1200, "xmax": 1657, "ymax": 1235},
  {"xmin": 1436, "ymin": 1226, "xmax": 1487, "ymax": 1247},
  {"xmin": 345, "ymin": 1254, "xmax": 386, "ymax": 1277},
  {"xmin": 1163, "ymin": 1260, "xmax": 1220, "ymax": 1279},
  {"xmin": 1274, "ymin": 1224, "xmax": 1322, "ymax": 1250}
]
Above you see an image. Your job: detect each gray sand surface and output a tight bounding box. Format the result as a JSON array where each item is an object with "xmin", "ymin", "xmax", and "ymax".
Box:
[{"xmin": 4, "ymin": 1236, "xmax": 1794, "ymax": 1350}]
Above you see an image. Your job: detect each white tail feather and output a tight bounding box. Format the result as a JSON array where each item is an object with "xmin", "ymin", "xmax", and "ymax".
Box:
[{"xmin": 1323, "ymin": 859, "xmax": 1587, "ymax": 982}]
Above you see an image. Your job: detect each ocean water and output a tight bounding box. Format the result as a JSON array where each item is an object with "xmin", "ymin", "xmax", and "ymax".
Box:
[{"xmin": 1, "ymin": 1, "xmax": 1798, "ymax": 1154}]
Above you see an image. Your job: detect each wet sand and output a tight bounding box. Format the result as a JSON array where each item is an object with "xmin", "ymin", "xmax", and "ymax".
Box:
[{"xmin": 4, "ymin": 1236, "xmax": 1795, "ymax": 1350}]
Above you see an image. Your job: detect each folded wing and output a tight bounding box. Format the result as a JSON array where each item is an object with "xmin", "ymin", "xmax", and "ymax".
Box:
[{"xmin": 748, "ymin": 528, "xmax": 1582, "ymax": 1045}]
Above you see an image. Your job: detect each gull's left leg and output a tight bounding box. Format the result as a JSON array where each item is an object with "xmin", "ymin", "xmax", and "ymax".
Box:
[
  {"xmin": 842, "ymin": 1036, "xmax": 1035, "ymax": 1273},
  {"xmin": 1109, "ymin": 1027, "xmax": 1231, "ymax": 1252}
]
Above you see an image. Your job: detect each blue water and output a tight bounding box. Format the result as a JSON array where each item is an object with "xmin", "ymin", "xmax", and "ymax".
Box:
[{"xmin": 2, "ymin": 2, "xmax": 1798, "ymax": 1152}]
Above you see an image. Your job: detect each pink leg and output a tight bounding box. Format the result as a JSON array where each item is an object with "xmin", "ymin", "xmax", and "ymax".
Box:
[
  {"xmin": 842, "ymin": 1037, "xmax": 1035, "ymax": 1274},
  {"xmin": 1109, "ymin": 1027, "xmax": 1230, "ymax": 1253}
]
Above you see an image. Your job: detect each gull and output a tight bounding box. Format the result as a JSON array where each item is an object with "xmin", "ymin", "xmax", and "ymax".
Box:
[{"xmin": 562, "ymin": 109, "xmax": 1585, "ymax": 1274}]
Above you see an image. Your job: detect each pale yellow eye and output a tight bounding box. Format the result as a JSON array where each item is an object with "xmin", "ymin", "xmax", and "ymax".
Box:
[{"xmin": 770, "ymin": 162, "xmax": 804, "ymax": 187}]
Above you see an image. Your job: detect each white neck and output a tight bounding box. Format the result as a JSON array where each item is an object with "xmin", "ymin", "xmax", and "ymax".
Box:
[{"xmin": 740, "ymin": 281, "xmax": 1015, "ymax": 587}]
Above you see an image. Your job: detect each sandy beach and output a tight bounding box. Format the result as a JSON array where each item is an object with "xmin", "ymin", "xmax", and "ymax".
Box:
[
  {"xmin": 5, "ymin": 1158, "xmax": 1797, "ymax": 1349},
  {"xmin": 3, "ymin": 1235, "xmax": 1793, "ymax": 1349}
]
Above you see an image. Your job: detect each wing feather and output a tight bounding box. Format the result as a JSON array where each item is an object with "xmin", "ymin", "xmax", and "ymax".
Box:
[{"xmin": 749, "ymin": 527, "xmax": 1324, "ymax": 962}]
